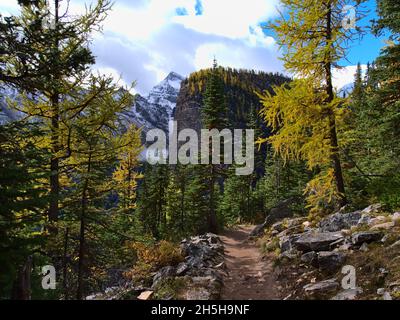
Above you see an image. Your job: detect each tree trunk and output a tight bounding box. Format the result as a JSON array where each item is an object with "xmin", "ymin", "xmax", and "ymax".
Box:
[
  {"xmin": 49, "ymin": 101, "xmax": 60, "ymax": 222},
  {"xmin": 77, "ymin": 153, "xmax": 92, "ymax": 300},
  {"xmin": 208, "ymin": 165, "xmax": 218, "ymax": 233},
  {"xmin": 62, "ymin": 227, "xmax": 70, "ymax": 298},
  {"xmin": 325, "ymin": 3, "xmax": 347, "ymax": 208},
  {"xmin": 12, "ymin": 256, "xmax": 33, "ymax": 300},
  {"xmin": 49, "ymin": 0, "xmax": 61, "ymax": 223}
]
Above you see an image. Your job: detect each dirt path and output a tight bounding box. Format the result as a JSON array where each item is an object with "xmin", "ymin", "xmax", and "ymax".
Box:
[{"xmin": 220, "ymin": 225, "xmax": 280, "ymax": 300}]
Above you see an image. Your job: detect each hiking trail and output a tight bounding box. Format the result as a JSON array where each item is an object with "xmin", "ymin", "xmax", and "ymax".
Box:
[{"xmin": 220, "ymin": 225, "xmax": 280, "ymax": 300}]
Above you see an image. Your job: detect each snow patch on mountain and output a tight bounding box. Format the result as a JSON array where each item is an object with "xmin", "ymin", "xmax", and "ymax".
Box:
[{"xmin": 124, "ymin": 71, "xmax": 184, "ymax": 135}]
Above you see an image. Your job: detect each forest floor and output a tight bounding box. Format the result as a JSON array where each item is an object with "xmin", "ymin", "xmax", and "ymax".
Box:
[{"xmin": 220, "ymin": 225, "xmax": 281, "ymax": 300}]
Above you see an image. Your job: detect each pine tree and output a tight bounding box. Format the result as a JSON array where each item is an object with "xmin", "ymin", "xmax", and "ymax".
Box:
[
  {"xmin": 58, "ymin": 94, "xmax": 140, "ymax": 299},
  {"xmin": 164, "ymin": 164, "xmax": 210, "ymax": 239},
  {"xmin": 201, "ymin": 59, "xmax": 228, "ymax": 233},
  {"xmin": 113, "ymin": 125, "xmax": 143, "ymax": 211},
  {"xmin": 0, "ymin": 121, "xmax": 49, "ymax": 299},
  {"xmin": 184, "ymin": 165, "xmax": 210, "ymax": 234},
  {"xmin": 218, "ymin": 166, "xmax": 254, "ymax": 224},
  {"xmin": 136, "ymin": 163, "xmax": 170, "ymax": 239},
  {"xmin": 260, "ymin": 145, "xmax": 308, "ymax": 212},
  {"xmin": 345, "ymin": 0, "xmax": 400, "ymax": 209},
  {"xmin": 202, "ymin": 59, "xmax": 228, "ymax": 129}
]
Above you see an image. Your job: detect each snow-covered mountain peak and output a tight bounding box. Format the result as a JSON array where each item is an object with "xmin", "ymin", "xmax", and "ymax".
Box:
[
  {"xmin": 165, "ymin": 71, "xmax": 184, "ymax": 85},
  {"xmin": 148, "ymin": 72, "xmax": 184, "ymax": 103},
  {"xmin": 123, "ymin": 72, "xmax": 184, "ymax": 136}
]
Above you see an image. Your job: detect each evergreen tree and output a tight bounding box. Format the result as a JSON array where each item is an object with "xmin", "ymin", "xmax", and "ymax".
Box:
[
  {"xmin": 113, "ymin": 125, "xmax": 143, "ymax": 212},
  {"xmin": 259, "ymin": 145, "xmax": 308, "ymax": 212},
  {"xmin": 201, "ymin": 59, "xmax": 228, "ymax": 233},
  {"xmin": 165, "ymin": 164, "xmax": 209, "ymax": 239},
  {"xmin": 218, "ymin": 166, "xmax": 254, "ymax": 224},
  {"xmin": 136, "ymin": 163, "xmax": 170, "ymax": 239},
  {"xmin": 0, "ymin": 122, "xmax": 49, "ymax": 299},
  {"xmin": 364, "ymin": 0, "xmax": 400, "ymax": 207},
  {"xmin": 345, "ymin": 1, "xmax": 400, "ymax": 209},
  {"xmin": 58, "ymin": 98, "xmax": 141, "ymax": 299}
]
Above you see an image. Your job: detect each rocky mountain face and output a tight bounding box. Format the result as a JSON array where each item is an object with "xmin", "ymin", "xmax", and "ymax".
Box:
[
  {"xmin": 123, "ymin": 71, "xmax": 184, "ymax": 136},
  {"xmin": 174, "ymin": 67, "xmax": 290, "ymax": 134}
]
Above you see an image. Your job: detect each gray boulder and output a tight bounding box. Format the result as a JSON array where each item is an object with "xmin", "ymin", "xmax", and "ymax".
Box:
[
  {"xmin": 303, "ymin": 279, "xmax": 340, "ymax": 298},
  {"xmin": 301, "ymin": 251, "xmax": 318, "ymax": 267},
  {"xmin": 294, "ymin": 232, "xmax": 344, "ymax": 252},
  {"xmin": 317, "ymin": 251, "xmax": 346, "ymax": 273},
  {"xmin": 279, "ymin": 249, "xmax": 301, "ymax": 261},
  {"xmin": 318, "ymin": 211, "xmax": 362, "ymax": 232},
  {"xmin": 331, "ymin": 288, "xmax": 363, "ymax": 300},
  {"xmin": 271, "ymin": 221, "xmax": 286, "ymax": 233},
  {"xmin": 279, "ymin": 234, "xmax": 301, "ymax": 252},
  {"xmin": 351, "ymin": 231, "xmax": 383, "ymax": 246},
  {"xmin": 152, "ymin": 266, "xmax": 176, "ymax": 288},
  {"xmin": 265, "ymin": 198, "xmax": 297, "ymax": 226},
  {"xmin": 176, "ymin": 262, "xmax": 189, "ymax": 276},
  {"xmin": 249, "ymin": 222, "xmax": 267, "ymax": 237},
  {"xmin": 357, "ymin": 214, "xmax": 372, "ymax": 225},
  {"xmin": 361, "ymin": 203, "xmax": 383, "ymax": 214},
  {"xmin": 249, "ymin": 198, "xmax": 298, "ymax": 237}
]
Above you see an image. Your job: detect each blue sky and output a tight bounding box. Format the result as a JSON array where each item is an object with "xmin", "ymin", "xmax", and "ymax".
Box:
[
  {"xmin": 346, "ymin": 0, "xmax": 384, "ymax": 65},
  {"xmin": 0, "ymin": 0, "xmax": 387, "ymax": 94}
]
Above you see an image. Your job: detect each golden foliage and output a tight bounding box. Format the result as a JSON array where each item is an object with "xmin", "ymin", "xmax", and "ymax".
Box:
[
  {"xmin": 257, "ymin": 0, "xmax": 363, "ymax": 213},
  {"xmin": 113, "ymin": 125, "xmax": 143, "ymax": 209},
  {"xmin": 124, "ymin": 240, "xmax": 184, "ymax": 280},
  {"xmin": 258, "ymin": 79, "xmax": 349, "ymax": 212}
]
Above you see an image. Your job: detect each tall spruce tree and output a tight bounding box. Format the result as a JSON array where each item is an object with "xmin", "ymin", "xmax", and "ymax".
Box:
[
  {"xmin": 201, "ymin": 59, "xmax": 228, "ymax": 233},
  {"xmin": 0, "ymin": 122, "xmax": 49, "ymax": 299},
  {"xmin": 136, "ymin": 163, "xmax": 170, "ymax": 239}
]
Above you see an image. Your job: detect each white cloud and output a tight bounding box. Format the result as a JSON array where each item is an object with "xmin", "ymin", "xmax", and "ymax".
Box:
[
  {"xmin": 333, "ymin": 65, "xmax": 367, "ymax": 90},
  {"xmin": 1, "ymin": 0, "xmax": 283, "ymax": 94},
  {"xmin": 173, "ymin": 0, "xmax": 279, "ymax": 40},
  {"xmin": 0, "ymin": 0, "xmax": 19, "ymax": 14},
  {"xmin": 94, "ymin": 0, "xmax": 282, "ymax": 93}
]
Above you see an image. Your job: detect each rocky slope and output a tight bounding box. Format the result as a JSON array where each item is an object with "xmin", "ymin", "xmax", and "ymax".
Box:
[
  {"xmin": 256, "ymin": 203, "xmax": 400, "ymax": 300},
  {"xmin": 86, "ymin": 233, "xmax": 225, "ymax": 300}
]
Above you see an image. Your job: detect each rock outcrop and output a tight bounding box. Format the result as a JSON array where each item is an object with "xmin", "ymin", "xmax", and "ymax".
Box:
[
  {"xmin": 86, "ymin": 233, "xmax": 225, "ymax": 300},
  {"xmin": 261, "ymin": 203, "xmax": 400, "ymax": 300}
]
